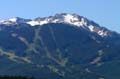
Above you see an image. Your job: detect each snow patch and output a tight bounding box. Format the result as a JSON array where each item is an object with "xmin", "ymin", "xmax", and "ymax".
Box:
[
  {"xmin": 9, "ymin": 18, "xmax": 17, "ymax": 22},
  {"xmin": 0, "ymin": 13, "xmax": 109, "ymax": 37},
  {"xmin": 88, "ymin": 25, "xmax": 95, "ymax": 32},
  {"xmin": 27, "ymin": 21, "xmax": 40, "ymax": 26}
]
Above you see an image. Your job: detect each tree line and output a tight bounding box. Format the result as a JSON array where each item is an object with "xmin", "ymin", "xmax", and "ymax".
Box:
[{"xmin": 0, "ymin": 76, "xmax": 34, "ymax": 79}]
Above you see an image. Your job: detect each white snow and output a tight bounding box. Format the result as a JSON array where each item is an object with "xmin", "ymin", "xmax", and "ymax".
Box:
[
  {"xmin": 27, "ymin": 21, "xmax": 40, "ymax": 26},
  {"xmin": 63, "ymin": 14, "xmax": 87, "ymax": 26},
  {"xmin": 0, "ymin": 18, "xmax": 17, "ymax": 25},
  {"xmin": 88, "ymin": 25, "xmax": 95, "ymax": 32},
  {"xmin": 64, "ymin": 14, "xmax": 76, "ymax": 23},
  {"xmin": 39, "ymin": 20, "xmax": 48, "ymax": 25},
  {"xmin": 27, "ymin": 19, "xmax": 48, "ymax": 26},
  {"xmin": 9, "ymin": 18, "xmax": 17, "ymax": 22},
  {"xmin": 52, "ymin": 19, "xmax": 59, "ymax": 23},
  {"xmin": 0, "ymin": 14, "xmax": 87, "ymax": 27},
  {"xmin": 0, "ymin": 13, "xmax": 109, "ymax": 37},
  {"xmin": 98, "ymin": 30, "xmax": 108, "ymax": 37},
  {"xmin": 26, "ymin": 14, "xmax": 87, "ymax": 27}
]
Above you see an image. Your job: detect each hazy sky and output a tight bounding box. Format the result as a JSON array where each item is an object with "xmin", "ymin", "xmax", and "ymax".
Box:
[{"xmin": 0, "ymin": 0, "xmax": 120, "ymax": 32}]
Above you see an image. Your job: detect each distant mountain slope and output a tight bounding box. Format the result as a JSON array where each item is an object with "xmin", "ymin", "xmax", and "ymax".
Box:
[{"xmin": 0, "ymin": 13, "xmax": 120, "ymax": 79}]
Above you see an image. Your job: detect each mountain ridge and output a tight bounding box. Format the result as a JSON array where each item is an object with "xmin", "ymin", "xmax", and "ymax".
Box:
[
  {"xmin": 0, "ymin": 13, "xmax": 116, "ymax": 37},
  {"xmin": 0, "ymin": 13, "xmax": 120, "ymax": 79}
]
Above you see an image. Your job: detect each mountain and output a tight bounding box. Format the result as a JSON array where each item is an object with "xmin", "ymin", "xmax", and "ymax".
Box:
[{"xmin": 0, "ymin": 13, "xmax": 120, "ymax": 79}]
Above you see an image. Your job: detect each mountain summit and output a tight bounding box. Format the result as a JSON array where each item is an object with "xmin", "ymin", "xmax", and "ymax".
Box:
[
  {"xmin": 0, "ymin": 13, "xmax": 112, "ymax": 37},
  {"xmin": 0, "ymin": 13, "xmax": 120, "ymax": 79}
]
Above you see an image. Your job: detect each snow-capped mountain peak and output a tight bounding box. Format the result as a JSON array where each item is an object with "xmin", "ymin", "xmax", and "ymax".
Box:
[
  {"xmin": 0, "ymin": 13, "xmax": 90, "ymax": 27},
  {"xmin": 27, "ymin": 13, "xmax": 87, "ymax": 27},
  {"xmin": 0, "ymin": 17, "xmax": 31, "ymax": 25},
  {"xmin": 0, "ymin": 13, "xmax": 110, "ymax": 37},
  {"xmin": 8, "ymin": 18, "xmax": 18, "ymax": 22}
]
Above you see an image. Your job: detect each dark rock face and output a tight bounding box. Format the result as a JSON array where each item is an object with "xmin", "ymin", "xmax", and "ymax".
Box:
[{"xmin": 0, "ymin": 22, "xmax": 120, "ymax": 79}]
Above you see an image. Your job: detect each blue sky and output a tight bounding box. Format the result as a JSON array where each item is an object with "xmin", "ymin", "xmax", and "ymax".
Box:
[{"xmin": 0, "ymin": 0, "xmax": 120, "ymax": 32}]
